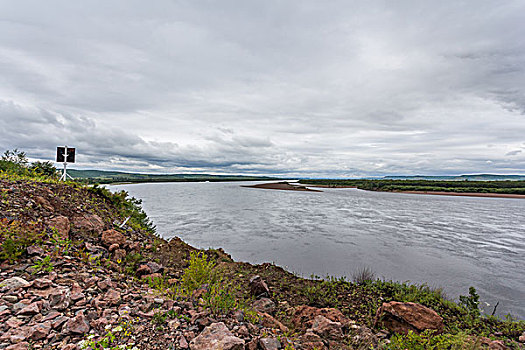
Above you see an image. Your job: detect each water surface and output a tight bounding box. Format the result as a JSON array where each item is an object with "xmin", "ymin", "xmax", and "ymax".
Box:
[{"xmin": 109, "ymin": 181, "xmax": 525, "ymax": 318}]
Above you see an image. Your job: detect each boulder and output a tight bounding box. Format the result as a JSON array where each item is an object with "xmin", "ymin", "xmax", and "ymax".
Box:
[
  {"xmin": 252, "ymin": 298, "xmax": 276, "ymax": 314},
  {"xmin": 310, "ymin": 315, "xmax": 343, "ymax": 339},
  {"xmin": 146, "ymin": 261, "xmax": 163, "ymax": 273},
  {"xmin": 189, "ymin": 322, "xmax": 245, "ymax": 350},
  {"xmin": 136, "ymin": 265, "xmax": 152, "ymax": 277},
  {"xmin": 34, "ymin": 196, "xmax": 54, "ymax": 212},
  {"xmin": 259, "ymin": 337, "xmax": 281, "ymax": 350},
  {"xmin": 297, "ymin": 331, "xmax": 327, "ymax": 350},
  {"xmin": 32, "ymin": 278, "xmax": 52, "ymax": 289},
  {"xmin": 28, "ymin": 322, "xmax": 52, "ymax": 341},
  {"xmin": 47, "ymin": 216, "xmax": 71, "ymax": 239},
  {"xmin": 71, "ymin": 214, "xmax": 104, "ymax": 235},
  {"xmin": 374, "ymin": 301, "xmax": 444, "ymax": 335},
  {"xmin": 0, "ymin": 277, "xmax": 30, "ymax": 290},
  {"xmin": 292, "ymin": 305, "xmax": 350, "ymax": 330},
  {"xmin": 27, "ymin": 245, "xmax": 45, "ymax": 256},
  {"xmin": 101, "ymin": 229, "xmax": 126, "ymax": 247},
  {"xmin": 64, "ymin": 311, "xmax": 90, "ymax": 334},
  {"xmin": 249, "ymin": 275, "xmax": 270, "ymax": 297},
  {"xmin": 258, "ymin": 312, "xmax": 289, "ymax": 333}
]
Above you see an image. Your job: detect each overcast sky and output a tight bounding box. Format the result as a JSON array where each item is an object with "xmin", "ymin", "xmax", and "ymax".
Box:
[{"xmin": 1, "ymin": 1, "xmax": 524, "ymax": 177}]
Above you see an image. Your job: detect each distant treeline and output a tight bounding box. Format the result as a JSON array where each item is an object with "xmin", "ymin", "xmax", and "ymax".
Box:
[
  {"xmin": 299, "ymin": 179, "xmax": 525, "ymax": 195},
  {"xmin": 67, "ymin": 169, "xmax": 279, "ymax": 184}
]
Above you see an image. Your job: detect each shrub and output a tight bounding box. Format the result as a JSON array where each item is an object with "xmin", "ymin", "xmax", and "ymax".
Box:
[
  {"xmin": 203, "ymin": 279, "xmax": 240, "ymax": 315},
  {"xmin": 180, "ymin": 251, "xmax": 216, "ymax": 294}
]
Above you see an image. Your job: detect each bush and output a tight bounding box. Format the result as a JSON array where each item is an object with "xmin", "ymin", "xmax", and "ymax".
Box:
[{"xmin": 180, "ymin": 251, "xmax": 216, "ymax": 294}]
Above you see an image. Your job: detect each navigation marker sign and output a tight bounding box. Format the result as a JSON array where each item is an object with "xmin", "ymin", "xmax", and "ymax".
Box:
[{"xmin": 56, "ymin": 146, "xmax": 75, "ymax": 181}]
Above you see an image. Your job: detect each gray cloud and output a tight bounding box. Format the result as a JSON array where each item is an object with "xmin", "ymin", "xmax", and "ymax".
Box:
[{"xmin": 1, "ymin": 1, "xmax": 525, "ymax": 177}]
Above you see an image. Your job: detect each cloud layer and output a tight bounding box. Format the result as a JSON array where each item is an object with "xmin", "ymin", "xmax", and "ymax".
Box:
[{"xmin": 1, "ymin": 1, "xmax": 524, "ymax": 176}]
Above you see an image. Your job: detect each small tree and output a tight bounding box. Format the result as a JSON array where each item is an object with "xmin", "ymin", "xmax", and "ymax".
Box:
[
  {"xmin": 0, "ymin": 149, "xmax": 29, "ymax": 175},
  {"xmin": 1, "ymin": 149, "xmax": 28, "ymax": 166}
]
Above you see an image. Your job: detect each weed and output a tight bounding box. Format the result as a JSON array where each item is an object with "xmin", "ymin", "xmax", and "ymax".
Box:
[
  {"xmin": 387, "ymin": 330, "xmax": 479, "ymax": 350},
  {"xmin": 352, "ymin": 266, "xmax": 376, "ymax": 285},
  {"xmin": 31, "ymin": 255, "xmax": 53, "ymax": 274},
  {"xmin": 180, "ymin": 251, "xmax": 216, "ymax": 295},
  {"xmin": 0, "ymin": 220, "xmax": 44, "ymax": 263},
  {"xmin": 203, "ymin": 279, "xmax": 240, "ymax": 315}
]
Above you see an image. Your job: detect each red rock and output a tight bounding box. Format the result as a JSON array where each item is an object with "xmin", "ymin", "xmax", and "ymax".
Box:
[
  {"xmin": 292, "ymin": 305, "xmax": 350, "ymax": 330},
  {"xmin": 32, "ymin": 278, "xmax": 52, "ymax": 289},
  {"xmin": 113, "ymin": 248, "xmax": 127, "ymax": 262},
  {"xmin": 258, "ymin": 312, "xmax": 289, "ymax": 333},
  {"xmin": 49, "ymin": 287, "xmax": 70, "ymax": 310},
  {"xmin": 17, "ymin": 302, "xmax": 40, "ymax": 315},
  {"xmin": 1, "ymin": 277, "xmax": 30, "ymax": 290},
  {"xmin": 101, "ymin": 229, "xmax": 126, "ymax": 247},
  {"xmin": 104, "ymin": 289, "xmax": 121, "ymax": 306},
  {"xmin": 249, "ymin": 275, "xmax": 270, "ymax": 297},
  {"xmin": 6, "ymin": 342, "xmax": 31, "ymax": 350},
  {"xmin": 71, "ymin": 214, "xmax": 104, "ymax": 235},
  {"xmin": 259, "ymin": 337, "xmax": 281, "ymax": 350},
  {"xmin": 6, "ymin": 316, "xmax": 24, "ymax": 328},
  {"xmin": 51, "ymin": 315, "xmax": 69, "ymax": 329},
  {"xmin": 136, "ymin": 264, "xmax": 152, "ymax": 276},
  {"xmin": 189, "ymin": 322, "xmax": 245, "ymax": 350},
  {"xmin": 375, "ymin": 301, "xmax": 444, "ymax": 335},
  {"xmin": 47, "ymin": 216, "xmax": 70, "ymax": 239},
  {"xmin": 26, "ymin": 245, "xmax": 44, "ymax": 256},
  {"xmin": 252, "ymin": 298, "xmax": 276, "ymax": 314},
  {"xmin": 297, "ymin": 331, "xmax": 327, "ymax": 350},
  {"xmin": 179, "ymin": 336, "xmax": 189, "ymax": 349},
  {"xmin": 97, "ymin": 278, "xmax": 112, "ymax": 290},
  {"xmin": 108, "ymin": 243, "xmax": 120, "ymax": 252},
  {"xmin": 310, "ymin": 315, "xmax": 343, "ymax": 339},
  {"xmin": 34, "ymin": 196, "xmax": 54, "ymax": 212},
  {"xmin": 42, "ymin": 311, "xmax": 61, "ymax": 322},
  {"xmin": 28, "ymin": 322, "xmax": 51, "ymax": 340},
  {"xmin": 65, "ymin": 312, "xmax": 90, "ymax": 334}
]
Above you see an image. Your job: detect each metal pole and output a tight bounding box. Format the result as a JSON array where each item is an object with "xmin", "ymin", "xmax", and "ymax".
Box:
[{"xmin": 60, "ymin": 146, "xmax": 68, "ymax": 181}]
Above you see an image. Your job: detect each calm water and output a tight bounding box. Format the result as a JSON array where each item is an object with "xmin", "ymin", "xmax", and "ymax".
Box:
[{"xmin": 109, "ymin": 181, "xmax": 525, "ymax": 319}]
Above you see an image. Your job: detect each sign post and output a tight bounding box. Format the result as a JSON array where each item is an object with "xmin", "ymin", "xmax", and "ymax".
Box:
[{"xmin": 56, "ymin": 146, "xmax": 75, "ymax": 181}]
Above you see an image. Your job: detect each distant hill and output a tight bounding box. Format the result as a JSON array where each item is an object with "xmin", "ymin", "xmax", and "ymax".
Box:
[
  {"xmin": 67, "ymin": 169, "xmax": 278, "ymax": 184},
  {"xmin": 382, "ymin": 174, "xmax": 525, "ymax": 181}
]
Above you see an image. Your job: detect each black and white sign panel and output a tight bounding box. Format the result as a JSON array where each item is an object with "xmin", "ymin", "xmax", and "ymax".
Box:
[{"xmin": 56, "ymin": 147, "xmax": 76, "ymax": 163}]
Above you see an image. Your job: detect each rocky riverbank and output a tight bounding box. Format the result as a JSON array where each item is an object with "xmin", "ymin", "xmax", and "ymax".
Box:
[{"xmin": 1, "ymin": 178, "xmax": 524, "ymax": 349}]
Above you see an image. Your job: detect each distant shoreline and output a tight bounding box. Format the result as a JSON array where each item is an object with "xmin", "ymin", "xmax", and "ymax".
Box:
[
  {"xmin": 242, "ymin": 182, "xmax": 322, "ymax": 192},
  {"xmin": 397, "ymin": 191, "xmax": 525, "ymax": 199}
]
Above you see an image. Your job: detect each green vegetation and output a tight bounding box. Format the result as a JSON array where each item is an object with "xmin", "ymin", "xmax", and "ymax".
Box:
[
  {"xmin": 180, "ymin": 251, "xmax": 217, "ymax": 294},
  {"xmin": 0, "ymin": 220, "xmax": 45, "ymax": 263},
  {"xmin": 87, "ymin": 185, "xmax": 156, "ymax": 234},
  {"xmin": 300, "ymin": 179, "xmax": 525, "ymax": 195},
  {"xmin": 0, "ymin": 149, "xmax": 59, "ymax": 180},
  {"xmin": 387, "ymin": 330, "xmax": 475, "ymax": 350}
]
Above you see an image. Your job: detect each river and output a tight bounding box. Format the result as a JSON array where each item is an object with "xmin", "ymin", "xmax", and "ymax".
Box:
[{"xmin": 108, "ymin": 181, "xmax": 525, "ymax": 319}]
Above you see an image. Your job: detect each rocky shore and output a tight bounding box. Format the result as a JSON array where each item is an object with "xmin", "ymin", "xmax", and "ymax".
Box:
[{"xmin": 1, "ymin": 178, "xmax": 524, "ymax": 349}]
